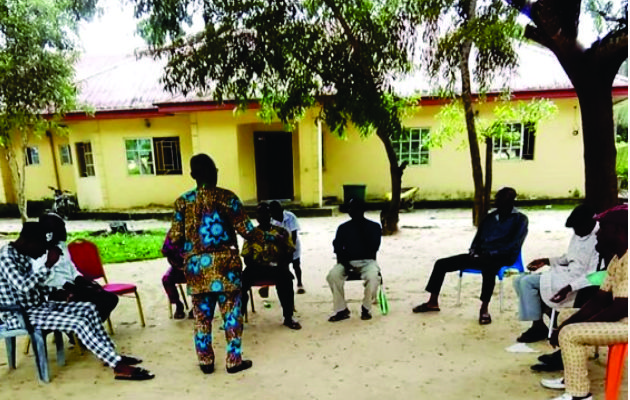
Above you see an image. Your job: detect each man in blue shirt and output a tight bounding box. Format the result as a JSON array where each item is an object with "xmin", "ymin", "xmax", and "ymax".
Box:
[
  {"xmin": 326, "ymin": 199, "xmax": 382, "ymax": 322},
  {"xmin": 412, "ymin": 187, "xmax": 528, "ymax": 324}
]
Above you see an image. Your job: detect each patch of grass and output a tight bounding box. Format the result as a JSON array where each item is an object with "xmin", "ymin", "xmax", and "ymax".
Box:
[{"xmin": 68, "ymin": 229, "xmax": 167, "ymax": 264}]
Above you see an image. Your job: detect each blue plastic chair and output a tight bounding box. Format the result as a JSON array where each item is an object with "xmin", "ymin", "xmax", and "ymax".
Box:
[
  {"xmin": 456, "ymin": 252, "xmax": 525, "ymax": 311},
  {"xmin": 0, "ymin": 305, "xmax": 65, "ymax": 383}
]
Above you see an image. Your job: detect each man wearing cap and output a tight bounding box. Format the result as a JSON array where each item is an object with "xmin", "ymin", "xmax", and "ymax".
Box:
[
  {"xmin": 539, "ymin": 204, "xmax": 628, "ymax": 400},
  {"xmin": 513, "ymin": 204, "xmax": 601, "ymax": 343}
]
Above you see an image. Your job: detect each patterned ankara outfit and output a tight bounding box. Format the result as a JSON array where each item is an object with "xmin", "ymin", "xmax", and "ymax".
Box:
[
  {"xmin": 241, "ymin": 225, "xmax": 296, "ymax": 319},
  {"xmin": 168, "ymin": 187, "xmax": 255, "ymax": 368},
  {"xmin": 0, "ymin": 244, "xmax": 121, "ymax": 367},
  {"xmin": 559, "ymin": 252, "xmax": 628, "ymax": 397}
]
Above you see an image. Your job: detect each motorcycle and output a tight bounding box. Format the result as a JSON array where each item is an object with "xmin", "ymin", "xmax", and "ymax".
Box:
[{"xmin": 48, "ymin": 186, "xmax": 80, "ymax": 219}]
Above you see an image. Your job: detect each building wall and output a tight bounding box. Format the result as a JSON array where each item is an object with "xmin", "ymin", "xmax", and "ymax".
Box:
[{"xmin": 322, "ymin": 98, "xmax": 585, "ymax": 201}]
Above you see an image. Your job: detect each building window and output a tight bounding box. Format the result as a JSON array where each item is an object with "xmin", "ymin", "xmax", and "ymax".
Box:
[
  {"xmin": 59, "ymin": 144, "xmax": 72, "ymax": 165},
  {"xmin": 25, "ymin": 147, "xmax": 40, "ymax": 166},
  {"xmin": 154, "ymin": 137, "xmax": 182, "ymax": 175},
  {"xmin": 493, "ymin": 122, "xmax": 536, "ymax": 161},
  {"xmin": 392, "ymin": 128, "xmax": 430, "ymax": 165},
  {"xmin": 126, "ymin": 138, "xmax": 155, "ymax": 175},
  {"xmin": 76, "ymin": 142, "xmax": 95, "ymax": 177},
  {"xmin": 125, "ymin": 137, "xmax": 182, "ymax": 176}
]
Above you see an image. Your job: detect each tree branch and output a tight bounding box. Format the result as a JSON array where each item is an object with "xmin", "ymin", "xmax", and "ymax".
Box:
[{"xmin": 590, "ymin": 27, "xmax": 629, "ymax": 81}]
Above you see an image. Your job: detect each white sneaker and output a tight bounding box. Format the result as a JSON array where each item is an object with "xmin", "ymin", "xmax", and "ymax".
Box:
[
  {"xmin": 548, "ymin": 393, "xmax": 593, "ymax": 400},
  {"xmin": 541, "ymin": 377, "xmax": 565, "ymax": 390}
]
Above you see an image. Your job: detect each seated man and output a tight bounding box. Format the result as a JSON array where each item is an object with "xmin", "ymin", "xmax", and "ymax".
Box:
[
  {"xmin": 513, "ymin": 204, "xmax": 600, "ymax": 343},
  {"xmin": 39, "ymin": 213, "xmax": 119, "ymax": 322},
  {"xmin": 270, "ymin": 201, "xmax": 305, "ymax": 294},
  {"xmin": 241, "ymin": 203, "xmax": 301, "ymax": 330},
  {"xmin": 540, "ymin": 205, "xmax": 627, "ymax": 400},
  {"xmin": 412, "ymin": 187, "xmax": 528, "ymax": 325},
  {"xmin": 326, "ymin": 199, "xmax": 382, "ymax": 322},
  {"xmin": 0, "ymin": 222, "xmax": 154, "ymax": 381},
  {"xmin": 161, "ymin": 231, "xmax": 193, "ymax": 319}
]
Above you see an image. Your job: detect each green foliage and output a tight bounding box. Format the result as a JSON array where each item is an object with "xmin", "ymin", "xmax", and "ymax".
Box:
[
  {"xmin": 614, "ymin": 99, "xmax": 628, "ymax": 142},
  {"xmin": 616, "ymin": 142, "xmax": 628, "ymax": 189},
  {"xmin": 432, "ymin": 98, "xmax": 557, "ymax": 147},
  {"xmin": 68, "ymin": 229, "xmax": 167, "ymax": 264},
  {"xmin": 133, "ymin": 0, "xmax": 424, "ymax": 142}
]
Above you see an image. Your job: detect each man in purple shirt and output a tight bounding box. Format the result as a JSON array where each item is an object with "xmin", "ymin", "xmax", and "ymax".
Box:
[{"xmin": 412, "ymin": 187, "xmax": 528, "ymax": 324}]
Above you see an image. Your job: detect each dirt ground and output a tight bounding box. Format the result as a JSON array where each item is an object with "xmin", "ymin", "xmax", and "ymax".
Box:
[{"xmin": 0, "ymin": 208, "xmax": 626, "ymax": 400}]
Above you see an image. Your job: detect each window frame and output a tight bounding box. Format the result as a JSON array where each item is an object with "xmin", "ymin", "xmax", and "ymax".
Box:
[
  {"xmin": 392, "ymin": 127, "xmax": 430, "ymax": 166},
  {"xmin": 59, "ymin": 144, "xmax": 72, "ymax": 165},
  {"xmin": 25, "ymin": 146, "xmax": 40, "ymax": 166},
  {"xmin": 76, "ymin": 142, "xmax": 95, "ymax": 177},
  {"xmin": 125, "ymin": 138, "xmax": 155, "ymax": 176},
  {"xmin": 493, "ymin": 122, "xmax": 535, "ymax": 161},
  {"xmin": 124, "ymin": 136, "xmax": 183, "ymax": 176}
]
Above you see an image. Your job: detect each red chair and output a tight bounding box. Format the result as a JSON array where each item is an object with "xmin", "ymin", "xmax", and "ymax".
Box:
[
  {"xmin": 67, "ymin": 239, "xmax": 146, "ymax": 334},
  {"xmin": 606, "ymin": 343, "xmax": 628, "ymax": 400}
]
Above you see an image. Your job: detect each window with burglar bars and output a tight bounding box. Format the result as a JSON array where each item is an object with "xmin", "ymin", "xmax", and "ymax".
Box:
[
  {"xmin": 76, "ymin": 142, "xmax": 95, "ymax": 177},
  {"xmin": 59, "ymin": 144, "xmax": 72, "ymax": 165},
  {"xmin": 125, "ymin": 137, "xmax": 182, "ymax": 176},
  {"xmin": 392, "ymin": 128, "xmax": 430, "ymax": 165},
  {"xmin": 493, "ymin": 122, "xmax": 536, "ymax": 161},
  {"xmin": 25, "ymin": 147, "xmax": 40, "ymax": 166}
]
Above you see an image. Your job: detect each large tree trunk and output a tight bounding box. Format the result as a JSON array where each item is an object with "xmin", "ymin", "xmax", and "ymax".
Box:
[
  {"xmin": 5, "ymin": 139, "xmax": 28, "ymax": 222},
  {"xmin": 576, "ymin": 84, "xmax": 618, "ymax": 212},
  {"xmin": 377, "ymin": 129, "xmax": 404, "ymax": 235},
  {"xmin": 460, "ymin": 35, "xmax": 485, "ymax": 227},
  {"xmin": 483, "ymin": 137, "xmax": 493, "ymax": 216}
]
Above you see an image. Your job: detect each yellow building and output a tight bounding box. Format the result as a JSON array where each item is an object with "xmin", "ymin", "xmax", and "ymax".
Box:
[{"xmin": 2, "ymin": 46, "xmax": 627, "ymax": 210}]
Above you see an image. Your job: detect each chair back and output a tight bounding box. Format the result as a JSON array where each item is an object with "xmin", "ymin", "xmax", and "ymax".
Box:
[{"xmin": 68, "ymin": 239, "xmax": 106, "ymax": 282}]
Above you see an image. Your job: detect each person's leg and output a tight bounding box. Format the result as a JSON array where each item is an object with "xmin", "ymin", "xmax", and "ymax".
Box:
[
  {"xmin": 559, "ymin": 322, "xmax": 628, "ymax": 397},
  {"xmin": 360, "ymin": 260, "xmax": 381, "ymax": 314},
  {"xmin": 163, "ymin": 267, "xmax": 185, "ymax": 317},
  {"xmin": 292, "ymin": 258, "xmax": 304, "ymax": 292},
  {"xmin": 272, "ymin": 267, "xmax": 296, "ymax": 321},
  {"xmin": 423, "ymin": 253, "xmax": 472, "ymax": 306},
  {"xmin": 191, "ymin": 293, "xmax": 217, "ymax": 371},
  {"xmin": 478, "ymin": 256, "xmax": 509, "ymax": 316},
  {"xmin": 514, "ymin": 274, "xmax": 548, "ymax": 341},
  {"xmin": 70, "ymin": 280, "xmax": 119, "ymax": 322},
  {"xmin": 218, "ymin": 291, "xmax": 251, "ymax": 372},
  {"xmin": 326, "ymin": 263, "xmax": 348, "ymax": 313}
]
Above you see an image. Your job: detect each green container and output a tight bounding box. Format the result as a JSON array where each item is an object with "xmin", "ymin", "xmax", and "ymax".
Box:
[{"xmin": 343, "ymin": 184, "xmax": 367, "ymax": 204}]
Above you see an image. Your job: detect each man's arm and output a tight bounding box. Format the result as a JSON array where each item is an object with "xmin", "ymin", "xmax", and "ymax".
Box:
[
  {"xmin": 168, "ymin": 197, "xmax": 187, "ymax": 248},
  {"xmin": 487, "ymin": 214, "xmax": 528, "ymax": 257},
  {"xmin": 332, "ymin": 226, "xmax": 353, "ymax": 271},
  {"xmin": 0, "ymin": 251, "xmax": 54, "ymax": 294}
]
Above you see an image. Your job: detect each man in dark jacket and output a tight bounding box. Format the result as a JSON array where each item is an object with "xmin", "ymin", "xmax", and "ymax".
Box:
[{"xmin": 412, "ymin": 187, "xmax": 528, "ymax": 325}]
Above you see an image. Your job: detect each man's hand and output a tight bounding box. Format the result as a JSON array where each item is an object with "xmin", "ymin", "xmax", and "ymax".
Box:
[
  {"xmin": 527, "ymin": 258, "xmax": 549, "ymax": 272},
  {"xmin": 550, "ymin": 285, "xmax": 572, "ymax": 303},
  {"xmin": 45, "ymin": 246, "xmax": 62, "ymax": 268}
]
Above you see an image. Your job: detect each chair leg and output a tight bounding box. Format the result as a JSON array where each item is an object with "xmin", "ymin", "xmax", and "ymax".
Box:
[
  {"xmin": 53, "ymin": 331, "xmax": 65, "ymax": 367},
  {"xmin": 499, "ymin": 279, "xmax": 504, "ymax": 312},
  {"xmin": 548, "ymin": 309, "xmax": 557, "ymax": 339},
  {"xmin": 31, "ymin": 330, "xmax": 50, "ymax": 383},
  {"xmin": 106, "ymin": 318, "xmax": 114, "ymax": 335},
  {"xmin": 178, "ymin": 285, "xmax": 189, "ymax": 309},
  {"xmin": 456, "ymin": 275, "xmax": 462, "ymax": 306},
  {"xmin": 134, "ymin": 290, "xmax": 146, "ymax": 327},
  {"xmin": 24, "ymin": 336, "xmax": 31, "ymax": 355},
  {"xmin": 249, "ymin": 288, "xmax": 256, "ymax": 314},
  {"xmin": 606, "ymin": 343, "xmax": 628, "ymax": 400},
  {"xmin": 168, "ymin": 301, "xmax": 173, "ymax": 319},
  {"xmin": 6, "ymin": 337, "xmax": 16, "ymax": 369},
  {"xmin": 73, "ymin": 333, "xmax": 84, "ymax": 355}
]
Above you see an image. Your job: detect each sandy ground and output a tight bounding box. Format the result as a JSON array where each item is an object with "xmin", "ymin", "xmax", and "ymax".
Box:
[{"xmin": 0, "ymin": 208, "xmax": 626, "ymax": 400}]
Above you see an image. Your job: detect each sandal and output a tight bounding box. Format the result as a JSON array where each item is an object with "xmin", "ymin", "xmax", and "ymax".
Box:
[
  {"xmin": 479, "ymin": 312, "xmax": 492, "ymax": 325},
  {"xmin": 114, "ymin": 366, "xmax": 155, "ymax": 381},
  {"xmin": 412, "ymin": 303, "xmax": 440, "ymax": 313}
]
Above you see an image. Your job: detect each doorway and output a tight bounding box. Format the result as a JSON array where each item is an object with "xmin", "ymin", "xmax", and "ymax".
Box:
[{"xmin": 254, "ymin": 131, "xmax": 294, "ymax": 201}]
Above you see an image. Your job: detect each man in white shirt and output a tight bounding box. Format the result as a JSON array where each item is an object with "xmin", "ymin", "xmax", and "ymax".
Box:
[
  {"xmin": 513, "ymin": 205, "xmax": 600, "ymax": 343},
  {"xmin": 270, "ymin": 201, "xmax": 305, "ymax": 294}
]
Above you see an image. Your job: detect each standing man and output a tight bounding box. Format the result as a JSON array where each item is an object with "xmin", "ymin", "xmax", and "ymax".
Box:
[
  {"xmin": 0, "ymin": 222, "xmax": 153, "ymax": 381},
  {"xmin": 513, "ymin": 205, "xmax": 600, "ymax": 343},
  {"xmin": 412, "ymin": 187, "xmax": 528, "ymax": 325},
  {"xmin": 540, "ymin": 204, "xmax": 627, "ymax": 400},
  {"xmin": 269, "ymin": 201, "xmax": 305, "ymax": 293},
  {"xmin": 326, "ymin": 199, "xmax": 382, "ymax": 322},
  {"xmin": 167, "ymin": 153, "xmax": 255, "ymax": 374},
  {"xmin": 241, "ymin": 203, "xmax": 301, "ymax": 329}
]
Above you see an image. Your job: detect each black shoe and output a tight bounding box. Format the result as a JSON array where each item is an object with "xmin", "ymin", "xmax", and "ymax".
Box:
[
  {"xmin": 283, "ymin": 318, "xmax": 302, "ymax": 330},
  {"xmin": 360, "ymin": 306, "xmax": 372, "ymax": 320},
  {"xmin": 538, "ymin": 350, "xmax": 562, "ymax": 365},
  {"xmin": 199, "ymin": 364, "xmax": 215, "ymax": 374},
  {"xmin": 328, "ymin": 308, "xmax": 350, "ymax": 322},
  {"xmin": 517, "ymin": 326, "xmax": 548, "ymax": 343},
  {"xmin": 173, "ymin": 304, "xmax": 185, "ymax": 319},
  {"xmin": 226, "ymin": 360, "xmax": 253, "ymax": 374},
  {"xmin": 530, "ymin": 362, "xmax": 564, "ymax": 372},
  {"xmin": 188, "ymin": 309, "xmax": 194, "ymax": 319}
]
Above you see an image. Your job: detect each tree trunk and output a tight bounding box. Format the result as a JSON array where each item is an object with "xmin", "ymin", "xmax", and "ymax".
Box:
[
  {"xmin": 377, "ymin": 129, "xmax": 403, "ymax": 235},
  {"xmin": 5, "ymin": 139, "xmax": 27, "ymax": 222},
  {"xmin": 459, "ymin": 36, "xmax": 485, "ymax": 226},
  {"xmin": 575, "ymin": 84, "xmax": 618, "ymax": 212},
  {"xmin": 483, "ymin": 137, "xmax": 493, "ymax": 216}
]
